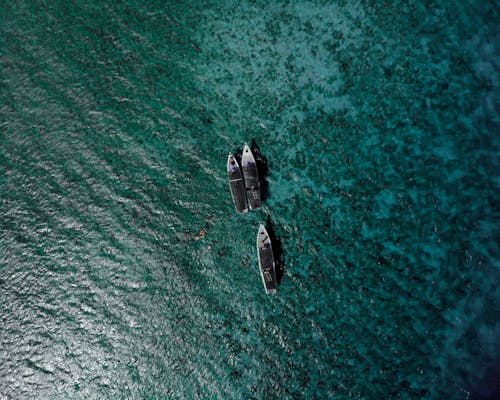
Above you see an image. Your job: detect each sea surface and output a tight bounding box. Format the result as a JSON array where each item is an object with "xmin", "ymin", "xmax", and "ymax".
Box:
[{"xmin": 1, "ymin": 1, "xmax": 499, "ymax": 399}]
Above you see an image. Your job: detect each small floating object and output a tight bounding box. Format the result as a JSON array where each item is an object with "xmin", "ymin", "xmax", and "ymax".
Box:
[
  {"xmin": 257, "ymin": 224, "xmax": 277, "ymax": 294},
  {"xmin": 227, "ymin": 152, "xmax": 248, "ymax": 214},
  {"xmin": 241, "ymin": 143, "xmax": 261, "ymax": 210},
  {"xmin": 194, "ymin": 229, "xmax": 206, "ymax": 240}
]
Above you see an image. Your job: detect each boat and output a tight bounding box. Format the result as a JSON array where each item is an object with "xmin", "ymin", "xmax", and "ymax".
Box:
[
  {"xmin": 257, "ymin": 224, "xmax": 277, "ymax": 294},
  {"xmin": 227, "ymin": 153, "xmax": 248, "ymax": 214},
  {"xmin": 241, "ymin": 143, "xmax": 261, "ymax": 210}
]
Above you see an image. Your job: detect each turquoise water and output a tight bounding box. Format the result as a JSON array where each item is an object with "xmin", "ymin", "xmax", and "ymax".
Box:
[{"xmin": 1, "ymin": 1, "xmax": 499, "ymax": 398}]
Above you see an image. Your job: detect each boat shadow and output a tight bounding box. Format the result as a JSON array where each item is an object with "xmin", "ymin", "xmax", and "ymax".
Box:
[
  {"xmin": 234, "ymin": 147, "xmax": 243, "ymax": 165},
  {"xmin": 251, "ymin": 139, "xmax": 270, "ymax": 202},
  {"xmin": 265, "ymin": 216, "xmax": 285, "ymax": 285}
]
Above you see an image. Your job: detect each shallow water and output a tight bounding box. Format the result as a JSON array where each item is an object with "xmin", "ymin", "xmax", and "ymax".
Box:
[{"xmin": 1, "ymin": 1, "xmax": 499, "ymax": 399}]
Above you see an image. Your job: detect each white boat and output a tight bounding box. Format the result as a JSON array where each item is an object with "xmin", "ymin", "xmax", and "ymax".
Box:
[
  {"xmin": 257, "ymin": 224, "xmax": 277, "ymax": 294},
  {"xmin": 241, "ymin": 143, "xmax": 261, "ymax": 210},
  {"xmin": 227, "ymin": 153, "xmax": 248, "ymax": 214}
]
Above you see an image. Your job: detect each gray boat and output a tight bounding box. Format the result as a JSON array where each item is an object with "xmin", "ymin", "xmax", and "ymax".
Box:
[
  {"xmin": 257, "ymin": 224, "xmax": 277, "ymax": 294},
  {"xmin": 227, "ymin": 152, "xmax": 248, "ymax": 214},
  {"xmin": 241, "ymin": 143, "xmax": 261, "ymax": 210}
]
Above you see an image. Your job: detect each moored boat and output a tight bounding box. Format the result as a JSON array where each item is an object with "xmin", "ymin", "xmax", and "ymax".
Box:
[
  {"xmin": 257, "ymin": 224, "xmax": 277, "ymax": 294},
  {"xmin": 227, "ymin": 153, "xmax": 248, "ymax": 214},
  {"xmin": 241, "ymin": 143, "xmax": 261, "ymax": 210}
]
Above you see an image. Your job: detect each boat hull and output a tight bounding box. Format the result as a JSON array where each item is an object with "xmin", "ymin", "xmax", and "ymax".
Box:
[
  {"xmin": 257, "ymin": 224, "xmax": 277, "ymax": 294},
  {"xmin": 227, "ymin": 153, "xmax": 248, "ymax": 214},
  {"xmin": 241, "ymin": 143, "xmax": 261, "ymax": 210}
]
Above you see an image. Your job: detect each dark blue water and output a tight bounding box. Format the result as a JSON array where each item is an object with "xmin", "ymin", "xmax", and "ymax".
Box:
[{"xmin": 1, "ymin": 1, "xmax": 499, "ymax": 398}]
